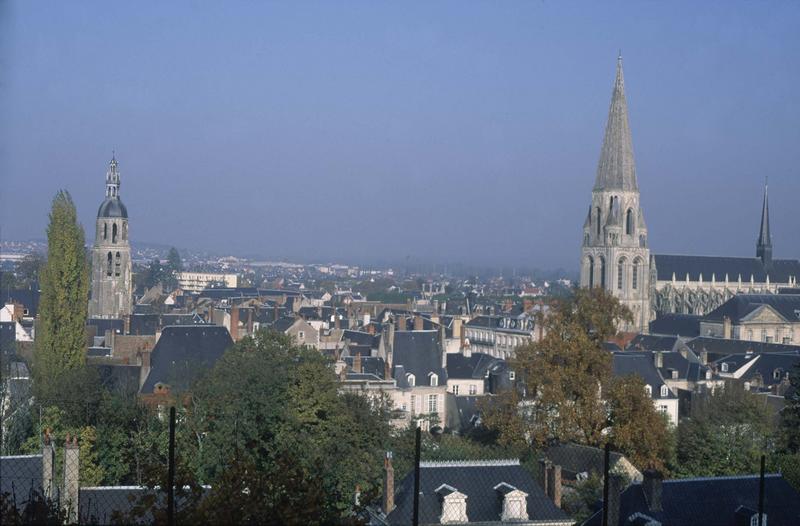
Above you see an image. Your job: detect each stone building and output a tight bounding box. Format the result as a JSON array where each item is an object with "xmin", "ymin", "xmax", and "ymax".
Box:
[
  {"xmin": 88, "ymin": 157, "xmax": 133, "ymax": 319},
  {"xmin": 580, "ymin": 55, "xmax": 652, "ymax": 333},
  {"xmin": 581, "ymin": 58, "xmax": 800, "ymax": 331}
]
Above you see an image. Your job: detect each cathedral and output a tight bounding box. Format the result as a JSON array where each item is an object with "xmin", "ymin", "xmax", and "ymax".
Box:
[
  {"xmin": 581, "ymin": 57, "xmax": 800, "ymax": 333},
  {"xmin": 88, "ymin": 156, "xmax": 133, "ymax": 319}
]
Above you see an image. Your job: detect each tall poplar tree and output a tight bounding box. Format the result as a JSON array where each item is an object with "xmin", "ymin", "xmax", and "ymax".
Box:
[{"xmin": 34, "ymin": 191, "xmax": 89, "ymax": 402}]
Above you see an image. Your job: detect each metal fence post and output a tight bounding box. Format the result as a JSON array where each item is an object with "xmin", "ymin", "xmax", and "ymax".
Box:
[
  {"xmin": 168, "ymin": 406, "xmax": 176, "ymax": 526},
  {"xmin": 758, "ymin": 454, "xmax": 765, "ymax": 526},
  {"xmin": 602, "ymin": 443, "xmax": 611, "ymax": 526},
  {"xmin": 412, "ymin": 426, "xmax": 421, "ymax": 526}
]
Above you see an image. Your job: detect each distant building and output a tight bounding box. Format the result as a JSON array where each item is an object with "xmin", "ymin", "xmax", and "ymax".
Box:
[
  {"xmin": 88, "ymin": 157, "xmax": 133, "ymax": 319},
  {"xmin": 699, "ymin": 293, "xmax": 800, "ymax": 344},
  {"xmin": 177, "ymin": 271, "xmax": 239, "ymax": 292},
  {"xmin": 580, "ymin": 58, "xmax": 800, "ymax": 332}
]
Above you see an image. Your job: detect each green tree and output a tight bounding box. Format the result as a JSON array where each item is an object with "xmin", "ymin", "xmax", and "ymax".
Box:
[
  {"xmin": 33, "ymin": 191, "xmax": 89, "ymax": 403},
  {"xmin": 779, "ymin": 362, "xmax": 800, "ymax": 453},
  {"xmin": 162, "ymin": 247, "xmax": 182, "ymax": 290},
  {"xmin": 674, "ymin": 383, "xmax": 773, "ymax": 477},
  {"xmin": 141, "ymin": 259, "xmax": 164, "ymax": 290},
  {"xmin": 606, "ymin": 375, "xmax": 673, "ymax": 472},
  {"xmin": 483, "ymin": 288, "xmax": 631, "ymax": 448}
]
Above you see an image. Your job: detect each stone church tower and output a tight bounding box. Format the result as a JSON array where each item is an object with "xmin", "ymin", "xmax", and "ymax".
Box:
[
  {"xmin": 88, "ymin": 156, "xmax": 133, "ymax": 319},
  {"xmin": 580, "ymin": 56, "xmax": 651, "ymax": 333}
]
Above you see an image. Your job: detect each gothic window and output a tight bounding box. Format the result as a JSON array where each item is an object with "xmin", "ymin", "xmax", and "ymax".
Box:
[
  {"xmin": 584, "ymin": 233, "xmax": 589, "ymax": 246},
  {"xmin": 106, "ymin": 252, "xmax": 113, "ymax": 276},
  {"xmin": 115, "ymin": 252, "xmax": 121, "ymax": 277},
  {"xmin": 112, "ymin": 223, "xmax": 118, "ymax": 243},
  {"xmin": 632, "ymin": 259, "xmax": 639, "ymax": 290},
  {"xmin": 626, "ymin": 209, "xmax": 634, "ymax": 235},
  {"xmin": 103, "ymin": 223, "xmax": 108, "ymax": 240},
  {"xmin": 599, "ymin": 257, "xmax": 606, "ymax": 289},
  {"xmin": 588, "ymin": 256, "xmax": 595, "ymax": 288},
  {"xmin": 122, "ymin": 223, "xmax": 127, "ymax": 241},
  {"xmin": 596, "ymin": 207, "xmax": 601, "ymax": 237},
  {"xmin": 617, "ymin": 258, "xmax": 626, "ymax": 290},
  {"xmin": 639, "ymin": 234, "xmax": 646, "ymax": 247}
]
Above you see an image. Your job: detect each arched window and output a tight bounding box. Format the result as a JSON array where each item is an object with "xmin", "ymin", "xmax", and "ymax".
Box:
[
  {"xmin": 115, "ymin": 252, "xmax": 121, "ymax": 277},
  {"xmin": 407, "ymin": 374, "xmax": 416, "ymax": 387},
  {"xmin": 106, "ymin": 252, "xmax": 113, "ymax": 276},
  {"xmin": 626, "ymin": 209, "xmax": 634, "ymax": 235},
  {"xmin": 588, "ymin": 256, "xmax": 595, "ymax": 288},
  {"xmin": 429, "ymin": 373, "xmax": 439, "ymax": 387},
  {"xmin": 632, "ymin": 259, "xmax": 640, "ymax": 290},
  {"xmin": 596, "ymin": 207, "xmax": 601, "ymax": 237},
  {"xmin": 644, "ymin": 385, "xmax": 652, "ymax": 397},
  {"xmin": 599, "ymin": 257, "xmax": 606, "ymax": 289},
  {"xmin": 103, "ymin": 223, "xmax": 108, "ymax": 240},
  {"xmin": 660, "ymin": 385, "xmax": 669, "ymax": 397},
  {"xmin": 617, "ymin": 258, "xmax": 626, "ymax": 290},
  {"xmin": 112, "ymin": 223, "xmax": 118, "ymax": 243}
]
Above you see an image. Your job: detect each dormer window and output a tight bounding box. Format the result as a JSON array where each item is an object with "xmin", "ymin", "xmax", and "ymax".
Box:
[
  {"xmin": 773, "ymin": 369, "xmax": 783, "ymax": 380},
  {"xmin": 407, "ymin": 373, "xmax": 416, "ymax": 387},
  {"xmin": 721, "ymin": 363, "xmax": 729, "ymax": 373},
  {"xmin": 644, "ymin": 385, "xmax": 652, "ymax": 397},
  {"xmin": 750, "ymin": 513, "xmax": 767, "ymax": 526},
  {"xmin": 494, "ymin": 482, "xmax": 529, "ymax": 522},
  {"xmin": 429, "ymin": 373, "xmax": 439, "ymax": 387},
  {"xmin": 660, "ymin": 385, "xmax": 669, "ymax": 397},
  {"xmin": 508, "ymin": 371, "xmax": 515, "ymax": 381},
  {"xmin": 705, "ymin": 370, "xmax": 712, "ymax": 380},
  {"xmin": 435, "ymin": 484, "xmax": 468, "ymax": 524}
]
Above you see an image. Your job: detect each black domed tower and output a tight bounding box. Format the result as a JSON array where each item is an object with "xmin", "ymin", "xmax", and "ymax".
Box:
[{"xmin": 88, "ymin": 156, "xmax": 132, "ymax": 319}]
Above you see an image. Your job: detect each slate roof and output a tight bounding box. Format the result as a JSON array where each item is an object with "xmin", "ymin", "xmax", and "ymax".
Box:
[
  {"xmin": 626, "ymin": 335, "xmax": 681, "ymax": 352},
  {"xmin": 704, "ymin": 294, "xmax": 800, "ymax": 323},
  {"xmin": 685, "ymin": 337, "xmax": 800, "ymax": 363},
  {"xmin": 270, "ymin": 316, "xmax": 298, "ymax": 333},
  {"xmin": 343, "ymin": 355, "xmax": 385, "ymax": 378},
  {"xmin": 392, "ymin": 331, "xmax": 446, "ymax": 387},
  {"xmin": 342, "ymin": 329, "xmax": 379, "ymax": 349},
  {"xmin": 544, "ymin": 443, "xmax": 637, "ymax": 482},
  {"xmin": 140, "ymin": 325, "xmax": 233, "ymax": 393},
  {"xmin": 612, "ymin": 352, "xmax": 676, "ymax": 399},
  {"xmin": 656, "ymin": 350, "xmax": 709, "ymax": 384},
  {"xmin": 129, "ymin": 313, "xmax": 160, "ymax": 335},
  {"xmin": 87, "ymin": 317, "xmax": 125, "ymax": 335},
  {"xmin": 446, "ymin": 353, "xmax": 502, "ymax": 380},
  {"xmin": 648, "ymin": 313, "xmax": 701, "ymax": 337},
  {"xmin": 583, "ymin": 474, "xmax": 800, "ymax": 526},
  {"xmin": 715, "ymin": 352, "xmax": 800, "ymax": 387},
  {"xmin": 4, "ymin": 288, "xmax": 40, "ymax": 318},
  {"xmin": 1, "ymin": 322, "xmax": 15, "ymax": 354},
  {"xmin": 0, "ymin": 454, "xmax": 43, "ymax": 508},
  {"xmin": 385, "ymin": 459, "xmax": 571, "ymax": 525},
  {"xmin": 652, "ymin": 254, "xmax": 800, "ymax": 283}
]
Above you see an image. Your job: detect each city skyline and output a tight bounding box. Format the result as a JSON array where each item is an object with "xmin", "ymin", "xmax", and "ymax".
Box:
[{"xmin": 2, "ymin": 2, "xmax": 799, "ymax": 269}]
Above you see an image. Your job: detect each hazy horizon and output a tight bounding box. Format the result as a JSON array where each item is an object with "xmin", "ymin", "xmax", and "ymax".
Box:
[{"xmin": 2, "ymin": 1, "xmax": 799, "ymax": 269}]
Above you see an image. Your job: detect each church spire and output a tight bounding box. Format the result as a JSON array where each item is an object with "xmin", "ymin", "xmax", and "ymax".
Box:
[
  {"xmin": 106, "ymin": 155, "xmax": 120, "ymax": 199},
  {"xmin": 756, "ymin": 181, "xmax": 772, "ymax": 268},
  {"xmin": 594, "ymin": 54, "xmax": 638, "ymax": 192}
]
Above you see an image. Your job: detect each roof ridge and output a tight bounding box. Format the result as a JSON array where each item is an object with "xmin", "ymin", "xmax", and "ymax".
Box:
[
  {"xmin": 420, "ymin": 459, "xmax": 521, "ymax": 468},
  {"xmin": 662, "ymin": 474, "xmax": 782, "ymax": 484}
]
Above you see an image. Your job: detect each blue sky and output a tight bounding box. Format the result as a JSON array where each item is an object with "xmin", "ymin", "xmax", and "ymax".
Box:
[{"xmin": 1, "ymin": 1, "xmax": 798, "ymax": 269}]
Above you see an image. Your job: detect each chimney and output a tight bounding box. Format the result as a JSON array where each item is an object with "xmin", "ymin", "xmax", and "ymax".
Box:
[
  {"xmin": 335, "ymin": 311, "xmax": 341, "ymax": 330},
  {"xmin": 547, "ymin": 463, "xmax": 562, "ymax": 508},
  {"xmin": 459, "ymin": 320, "xmax": 465, "ymax": 350},
  {"xmin": 383, "ymin": 451, "xmax": 395, "ymax": 514},
  {"xmin": 230, "ymin": 306, "xmax": 240, "ymax": 341},
  {"xmin": 353, "ymin": 352, "xmax": 362, "ymax": 374},
  {"xmin": 42, "ymin": 430, "xmax": 55, "ymax": 500},
  {"xmin": 63, "ymin": 435, "xmax": 80, "ymax": 523},
  {"xmin": 123, "ymin": 314, "xmax": 131, "ymax": 335},
  {"xmin": 414, "ymin": 315, "xmax": 424, "ymax": 331},
  {"xmin": 368, "ymin": 323, "xmax": 376, "ymax": 335},
  {"xmin": 273, "ymin": 303, "xmax": 279, "ymax": 323},
  {"xmin": 722, "ymin": 316, "xmax": 732, "ymax": 339},
  {"xmin": 700, "ymin": 350, "xmax": 708, "ymax": 365},
  {"xmin": 538, "ymin": 459, "xmax": 550, "ymax": 497},
  {"xmin": 384, "ymin": 359, "xmax": 392, "ymax": 380},
  {"xmin": 654, "ymin": 351, "xmax": 663, "ymax": 369},
  {"xmin": 607, "ymin": 474, "xmax": 624, "ymax": 526},
  {"xmin": 206, "ymin": 306, "xmax": 215, "ymax": 324},
  {"xmin": 642, "ymin": 469, "xmax": 663, "ymax": 512},
  {"xmin": 247, "ymin": 308, "xmax": 254, "ymax": 336}
]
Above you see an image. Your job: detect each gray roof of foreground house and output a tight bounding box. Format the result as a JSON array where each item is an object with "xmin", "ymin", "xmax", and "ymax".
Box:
[
  {"xmin": 385, "ymin": 459, "xmax": 571, "ymax": 525},
  {"xmin": 626, "ymin": 334, "xmax": 682, "ymax": 353},
  {"xmin": 0, "ymin": 454, "xmax": 43, "ymax": 507},
  {"xmin": 140, "ymin": 325, "xmax": 233, "ymax": 394},
  {"xmin": 649, "ymin": 313, "xmax": 701, "ymax": 337},
  {"xmin": 583, "ymin": 474, "xmax": 800, "ymax": 526},
  {"xmin": 652, "ymin": 254, "xmax": 800, "ymax": 283},
  {"xmin": 544, "ymin": 443, "xmax": 639, "ymax": 482},
  {"xmin": 392, "ymin": 331, "xmax": 446, "ymax": 387},
  {"xmin": 714, "ymin": 351, "xmax": 800, "ymax": 386},
  {"xmin": 685, "ymin": 337, "xmax": 800, "ymax": 362},
  {"xmin": 446, "ymin": 352, "xmax": 504, "ymax": 380},
  {"xmin": 612, "ymin": 352, "xmax": 676, "ymax": 399},
  {"xmin": 703, "ymin": 294, "xmax": 800, "ymax": 323}
]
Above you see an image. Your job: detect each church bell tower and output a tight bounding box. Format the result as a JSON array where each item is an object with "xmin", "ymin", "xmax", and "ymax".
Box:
[
  {"xmin": 88, "ymin": 156, "xmax": 133, "ymax": 319},
  {"xmin": 580, "ymin": 56, "xmax": 652, "ymax": 333}
]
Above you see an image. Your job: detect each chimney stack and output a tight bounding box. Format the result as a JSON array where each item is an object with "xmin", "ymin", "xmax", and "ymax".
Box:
[
  {"xmin": 547, "ymin": 463, "xmax": 562, "ymax": 508},
  {"xmin": 607, "ymin": 474, "xmax": 624, "ymax": 526},
  {"xmin": 414, "ymin": 315, "xmax": 424, "ymax": 331},
  {"xmin": 654, "ymin": 351, "xmax": 663, "ymax": 369},
  {"xmin": 335, "ymin": 310, "xmax": 341, "ymax": 330},
  {"xmin": 42, "ymin": 430, "xmax": 55, "ymax": 500},
  {"xmin": 63, "ymin": 435, "xmax": 80, "ymax": 523},
  {"xmin": 353, "ymin": 352, "xmax": 362, "ymax": 374},
  {"xmin": 642, "ymin": 469, "xmax": 663, "ymax": 512},
  {"xmin": 538, "ymin": 459, "xmax": 550, "ymax": 497},
  {"xmin": 722, "ymin": 316, "xmax": 732, "ymax": 339},
  {"xmin": 383, "ymin": 451, "xmax": 395, "ymax": 514},
  {"xmin": 700, "ymin": 350, "xmax": 708, "ymax": 365},
  {"xmin": 230, "ymin": 306, "xmax": 240, "ymax": 341}
]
